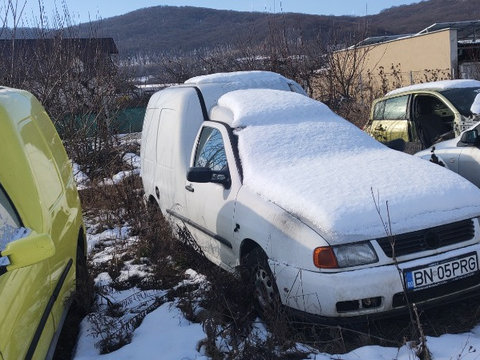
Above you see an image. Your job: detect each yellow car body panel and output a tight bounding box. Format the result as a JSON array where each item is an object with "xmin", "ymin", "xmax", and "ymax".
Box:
[{"xmin": 0, "ymin": 87, "xmax": 85, "ymax": 360}]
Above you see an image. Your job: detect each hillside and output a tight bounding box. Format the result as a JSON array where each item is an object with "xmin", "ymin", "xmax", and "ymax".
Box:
[
  {"xmin": 79, "ymin": 6, "xmax": 361, "ymax": 56},
  {"xmin": 74, "ymin": 0, "xmax": 480, "ymax": 57},
  {"xmin": 370, "ymin": 0, "xmax": 480, "ymax": 34}
]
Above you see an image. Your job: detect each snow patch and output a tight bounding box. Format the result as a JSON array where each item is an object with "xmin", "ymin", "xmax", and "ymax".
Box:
[
  {"xmin": 101, "ymin": 169, "xmax": 140, "ymax": 186},
  {"xmin": 73, "ymin": 163, "xmax": 89, "ymax": 190},
  {"xmin": 87, "ymin": 226, "xmax": 130, "ymax": 252},
  {"xmin": 74, "ymin": 302, "xmax": 207, "ymax": 360},
  {"xmin": 123, "ymin": 152, "xmax": 141, "ymax": 169}
]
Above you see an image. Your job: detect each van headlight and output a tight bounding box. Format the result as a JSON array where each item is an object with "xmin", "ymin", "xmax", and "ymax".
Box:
[{"xmin": 313, "ymin": 242, "xmax": 378, "ymax": 269}]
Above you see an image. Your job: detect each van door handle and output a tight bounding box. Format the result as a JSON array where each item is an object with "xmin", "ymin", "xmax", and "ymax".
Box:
[{"xmin": 185, "ymin": 184, "xmax": 194, "ymax": 193}]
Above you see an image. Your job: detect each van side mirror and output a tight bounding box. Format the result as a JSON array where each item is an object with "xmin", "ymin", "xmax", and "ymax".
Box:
[
  {"xmin": 460, "ymin": 129, "xmax": 480, "ymax": 146},
  {"xmin": 187, "ymin": 167, "xmax": 212, "ymax": 183},
  {"xmin": 187, "ymin": 167, "xmax": 231, "ymax": 189},
  {"xmin": 0, "ymin": 232, "xmax": 55, "ymax": 275}
]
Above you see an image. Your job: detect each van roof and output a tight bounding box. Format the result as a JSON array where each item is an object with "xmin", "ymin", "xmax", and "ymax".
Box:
[
  {"xmin": 185, "ymin": 71, "xmax": 306, "ymax": 113},
  {"xmin": 147, "ymin": 71, "xmax": 307, "ymax": 114},
  {"xmin": 187, "ymin": 70, "xmax": 297, "ymax": 86},
  {"xmin": 387, "ymin": 79, "xmax": 480, "ymax": 96},
  {"xmin": 212, "ymin": 88, "xmax": 332, "ymax": 128}
]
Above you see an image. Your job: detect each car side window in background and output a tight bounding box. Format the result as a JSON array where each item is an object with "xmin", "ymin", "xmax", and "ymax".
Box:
[
  {"xmin": 0, "ymin": 186, "xmax": 23, "ymax": 266},
  {"xmin": 194, "ymin": 127, "xmax": 228, "ymax": 171},
  {"xmin": 383, "ymin": 95, "xmax": 409, "ymax": 120},
  {"xmin": 373, "ymin": 100, "xmax": 386, "ymax": 120}
]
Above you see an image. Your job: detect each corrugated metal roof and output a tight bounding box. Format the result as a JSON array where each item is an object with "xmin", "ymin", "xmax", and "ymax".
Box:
[
  {"xmin": 351, "ymin": 20, "xmax": 480, "ymax": 48},
  {"xmin": 356, "ymin": 34, "xmax": 413, "ymax": 46},
  {"xmin": 417, "ymin": 20, "xmax": 480, "ymax": 41}
]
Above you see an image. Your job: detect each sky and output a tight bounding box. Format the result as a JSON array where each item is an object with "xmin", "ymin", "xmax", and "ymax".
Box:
[{"xmin": 12, "ymin": 0, "xmax": 421, "ymax": 26}]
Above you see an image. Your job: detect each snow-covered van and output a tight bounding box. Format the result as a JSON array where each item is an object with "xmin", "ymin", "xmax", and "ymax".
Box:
[{"xmin": 141, "ymin": 71, "xmax": 480, "ymax": 320}]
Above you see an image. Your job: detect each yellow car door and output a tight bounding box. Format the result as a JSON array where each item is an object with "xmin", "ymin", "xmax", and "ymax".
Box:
[
  {"xmin": 0, "ymin": 185, "xmax": 55, "ymax": 360},
  {"xmin": 367, "ymin": 95, "xmax": 411, "ymax": 143}
]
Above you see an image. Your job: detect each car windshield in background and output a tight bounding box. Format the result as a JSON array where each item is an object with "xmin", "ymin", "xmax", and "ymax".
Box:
[{"xmin": 439, "ymin": 87, "xmax": 480, "ymax": 116}]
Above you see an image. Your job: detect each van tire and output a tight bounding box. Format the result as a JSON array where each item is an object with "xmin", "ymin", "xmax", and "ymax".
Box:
[{"xmin": 244, "ymin": 247, "xmax": 280, "ymax": 316}]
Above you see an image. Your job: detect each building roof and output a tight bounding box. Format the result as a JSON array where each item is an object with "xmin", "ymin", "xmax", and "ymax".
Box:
[
  {"xmin": 353, "ymin": 20, "xmax": 480, "ymax": 48},
  {"xmin": 356, "ymin": 34, "xmax": 413, "ymax": 47},
  {"xmin": 418, "ymin": 20, "xmax": 480, "ymax": 42}
]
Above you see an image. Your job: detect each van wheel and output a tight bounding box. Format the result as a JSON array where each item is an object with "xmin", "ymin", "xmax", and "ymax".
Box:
[{"xmin": 244, "ymin": 248, "xmax": 280, "ymax": 315}]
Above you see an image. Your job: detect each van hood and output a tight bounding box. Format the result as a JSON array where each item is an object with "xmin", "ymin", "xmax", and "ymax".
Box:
[{"xmin": 218, "ymin": 89, "xmax": 480, "ymax": 245}]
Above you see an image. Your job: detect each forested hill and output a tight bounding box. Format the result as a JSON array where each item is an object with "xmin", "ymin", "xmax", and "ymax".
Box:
[{"xmin": 71, "ymin": 0, "xmax": 480, "ymax": 57}]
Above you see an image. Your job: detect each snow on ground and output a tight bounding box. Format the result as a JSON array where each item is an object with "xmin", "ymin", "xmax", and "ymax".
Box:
[
  {"xmin": 73, "ymin": 163, "xmax": 90, "ymax": 190},
  {"xmin": 87, "ymin": 226, "xmax": 130, "ymax": 253},
  {"xmin": 75, "ymin": 301, "xmax": 208, "ymax": 360},
  {"xmin": 74, "ymin": 203, "xmax": 480, "ymax": 360},
  {"xmin": 74, "ymin": 297, "xmax": 480, "ymax": 360},
  {"xmin": 100, "ymin": 152, "xmax": 141, "ymax": 186},
  {"xmin": 101, "ymin": 169, "xmax": 140, "ymax": 186},
  {"xmin": 74, "ymin": 148, "xmax": 141, "ymax": 188},
  {"xmin": 122, "ymin": 152, "xmax": 141, "ymax": 169},
  {"xmin": 75, "ymin": 226, "xmax": 209, "ymax": 360}
]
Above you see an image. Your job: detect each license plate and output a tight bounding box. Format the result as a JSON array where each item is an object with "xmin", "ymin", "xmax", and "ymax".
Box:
[{"xmin": 404, "ymin": 253, "xmax": 479, "ymax": 291}]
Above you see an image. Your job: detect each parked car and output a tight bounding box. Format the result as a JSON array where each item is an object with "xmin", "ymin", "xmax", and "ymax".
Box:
[
  {"xmin": 416, "ymin": 121, "xmax": 480, "ymax": 188},
  {"xmin": 0, "ymin": 87, "xmax": 86, "ymax": 359},
  {"xmin": 365, "ymin": 79, "xmax": 480, "ymax": 152},
  {"xmin": 141, "ymin": 71, "xmax": 480, "ymax": 320}
]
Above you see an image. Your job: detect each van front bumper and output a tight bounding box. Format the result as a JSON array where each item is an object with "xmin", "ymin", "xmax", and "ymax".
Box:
[{"xmin": 270, "ymin": 244, "xmax": 480, "ymax": 319}]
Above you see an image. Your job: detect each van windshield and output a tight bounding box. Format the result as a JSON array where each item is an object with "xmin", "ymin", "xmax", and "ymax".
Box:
[{"xmin": 439, "ymin": 87, "xmax": 480, "ymax": 116}]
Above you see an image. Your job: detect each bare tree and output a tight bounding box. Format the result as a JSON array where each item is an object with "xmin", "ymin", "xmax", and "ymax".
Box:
[{"xmin": 0, "ymin": 0, "xmax": 133, "ymax": 175}]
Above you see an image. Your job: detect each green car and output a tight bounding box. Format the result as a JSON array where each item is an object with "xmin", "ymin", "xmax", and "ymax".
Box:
[
  {"xmin": 0, "ymin": 87, "xmax": 86, "ymax": 359},
  {"xmin": 365, "ymin": 79, "xmax": 480, "ymax": 152}
]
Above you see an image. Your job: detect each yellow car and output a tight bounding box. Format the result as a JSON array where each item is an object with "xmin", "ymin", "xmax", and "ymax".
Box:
[
  {"xmin": 365, "ymin": 79, "xmax": 480, "ymax": 151},
  {"xmin": 0, "ymin": 87, "xmax": 85, "ymax": 359}
]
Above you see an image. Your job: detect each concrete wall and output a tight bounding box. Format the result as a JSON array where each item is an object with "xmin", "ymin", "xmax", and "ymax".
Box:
[{"xmin": 334, "ymin": 29, "xmax": 457, "ymax": 92}]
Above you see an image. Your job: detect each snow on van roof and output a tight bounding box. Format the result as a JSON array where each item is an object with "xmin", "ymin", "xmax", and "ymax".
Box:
[
  {"xmin": 218, "ymin": 89, "xmax": 480, "ymax": 242},
  {"xmin": 218, "ymin": 88, "xmax": 327, "ymax": 128},
  {"xmin": 387, "ymin": 79, "xmax": 480, "ymax": 96},
  {"xmin": 186, "ymin": 70, "xmax": 292, "ymax": 85},
  {"xmin": 186, "ymin": 70, "xmax": 307, "ymax": 97}
]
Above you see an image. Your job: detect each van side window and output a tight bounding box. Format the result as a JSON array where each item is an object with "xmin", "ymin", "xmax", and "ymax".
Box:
[
  {"xmin": 194, "ymin": 127, "xmax": 228, "ymax": 171},
  {"xmin": 383, "ymin": 95, "xmax": 408, "ymax": 120}
]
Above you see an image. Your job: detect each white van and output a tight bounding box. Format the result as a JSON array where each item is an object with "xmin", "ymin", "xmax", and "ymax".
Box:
[{"xmin": 141, "ymin": 71, "xmax": 480, "ymax": 320}]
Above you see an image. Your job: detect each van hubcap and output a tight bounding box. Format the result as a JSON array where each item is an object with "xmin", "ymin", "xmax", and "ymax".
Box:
[{"xmin": 254, "ymin": 267, "xmax": 275, "ymax": 309}]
